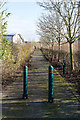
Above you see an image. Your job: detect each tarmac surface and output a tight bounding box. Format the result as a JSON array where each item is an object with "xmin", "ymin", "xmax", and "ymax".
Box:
[{"xmin": 2, "ymin": 49, "xmax": 80, "ymax": 119}]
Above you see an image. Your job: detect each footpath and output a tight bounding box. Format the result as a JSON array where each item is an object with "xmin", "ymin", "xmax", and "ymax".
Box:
[{"xmin": 2, "ymin": 49, "xmax": 80, "ymax": 119}]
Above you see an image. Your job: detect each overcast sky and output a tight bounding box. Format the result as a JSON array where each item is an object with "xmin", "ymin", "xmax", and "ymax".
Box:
[{"xmin": 5, "ymin": 0, "xmax": 43, "ymax": 41}]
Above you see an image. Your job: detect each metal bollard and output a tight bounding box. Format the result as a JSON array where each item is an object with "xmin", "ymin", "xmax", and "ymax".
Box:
[
  {"xmin": 48, "ymin": 66, "xmax": 53, "ymax": 103},
  {"xmin": 23, "ymin": 66, "xmax": 28, "ymax": 99},
  {"xmin": 63, "ymin": 59, "xmax": 66, "ymax": 74}
]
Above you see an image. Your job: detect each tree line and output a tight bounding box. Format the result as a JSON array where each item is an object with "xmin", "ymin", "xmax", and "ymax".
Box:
[{"xmin": 37, "ymin": 0, "xmax": 80, "ymax": 71}]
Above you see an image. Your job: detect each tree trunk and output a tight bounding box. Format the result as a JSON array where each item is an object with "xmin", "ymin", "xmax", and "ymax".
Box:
[
  {"xmin": 69, "ymin": 43, "xmax": 74, "ymax": 71},
  {"xmin": 58, "ymin": 39, "xmax": 60, "ymax": 62},
  {"xmin": 48, "ymin": 44, "xmax": 50, "ymax": 61},
  {"xmin": 52, "ymin": 42, "xmax": 54, "ymax": 61}
]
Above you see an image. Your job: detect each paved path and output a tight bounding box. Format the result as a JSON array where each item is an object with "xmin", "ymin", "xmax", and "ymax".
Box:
[
  {"xmin": 2, "ymin": 50, "xmax": 80, "ymax": 119},
  {"xmin": 0, "ymin": 60, "xmax": 2, "ymax": 120}
]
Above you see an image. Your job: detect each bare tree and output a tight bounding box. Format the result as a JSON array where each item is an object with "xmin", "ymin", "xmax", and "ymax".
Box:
[
  {"xmin": 37, "ymin": 9, "xmax": 63, "ymax": 62},
  {"xmin": 37, "ymin": 13, "xmax": 56, "ymax": 60},
  {"xmin": 37, "ymin": 0, "xmax": 79, "ymax": 71}
]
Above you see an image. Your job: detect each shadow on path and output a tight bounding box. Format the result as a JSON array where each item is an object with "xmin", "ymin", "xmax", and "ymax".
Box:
[{"xmin": 2, "ymin": 49, "xmax": 80, "ymax": 119}]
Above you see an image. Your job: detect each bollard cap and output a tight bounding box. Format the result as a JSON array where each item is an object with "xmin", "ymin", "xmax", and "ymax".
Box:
[
  {"xmin": 49, "ymin": 65, "xmax": 53, "ymax": 73},
  {"xmin": 24, "ymin": 66, "xmax": 28, "ymax": 72},
  {"xmin": 63, "ymin": 59, "xmax": 66, "ymax": 63},
  {"xmin": 24, "ymin": 66, "xmax": 28, "ymax": 69},
  {"xmin": 49, "ymin": 65, "xmax": 53, "ymax": 69}
]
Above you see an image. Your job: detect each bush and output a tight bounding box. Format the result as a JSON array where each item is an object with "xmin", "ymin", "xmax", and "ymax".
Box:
[{"xmin": 2, "ymin": 41, "xmax": 34, "ymax": 81}]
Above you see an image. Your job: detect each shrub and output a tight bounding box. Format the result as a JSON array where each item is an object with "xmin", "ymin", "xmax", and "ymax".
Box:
[{"xmin": 2, "ymin": 41, "xmax": 34, "ymax": 81}]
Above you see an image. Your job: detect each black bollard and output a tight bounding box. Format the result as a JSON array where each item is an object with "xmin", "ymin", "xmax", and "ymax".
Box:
[
  {"xmin": 23, "ymin": 66, "xmax": 28, "ymax": 99},
  {"xmin": 63, "ymin": 59, "xmax": 66, "ymax": 74},
  {"xmin": 48, "ymin": 66, "xmax": 53, "ymax": 103}
]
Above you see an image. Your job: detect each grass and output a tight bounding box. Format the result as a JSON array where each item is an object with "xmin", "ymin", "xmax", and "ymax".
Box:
[{"xmin": 53, "ymin": 69, "xmax": 80, "ymax": 102}]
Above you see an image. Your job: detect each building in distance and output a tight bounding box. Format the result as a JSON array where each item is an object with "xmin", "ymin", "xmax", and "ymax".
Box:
[{"xmin": 4, "ymin": 33, "xmax": 24, "ymax": 44}]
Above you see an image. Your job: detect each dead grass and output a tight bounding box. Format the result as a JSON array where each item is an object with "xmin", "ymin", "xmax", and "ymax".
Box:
[
  {"xmin": 41, "ymin": 48, "xmax": 80, "ymax": 100},
  {"xmin": 2, "ymin": 42, "xmax": 35, "ymax": 87}
]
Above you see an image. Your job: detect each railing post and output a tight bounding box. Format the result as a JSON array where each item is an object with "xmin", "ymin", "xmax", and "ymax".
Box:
[
  {"xmin": 48, "ymin": 65, "xmax": 53, "ymax": 103},
  {"xmin": 63, "ymin": 59, "xmax": 66, "ymax": 74},
  {"xmin": 23, "ymin": 66, "xmax": 28, "ymax": 99}
]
